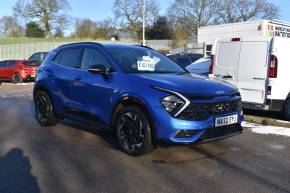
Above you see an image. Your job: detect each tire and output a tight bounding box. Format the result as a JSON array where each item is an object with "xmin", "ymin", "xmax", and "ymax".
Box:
[
  {"xmin": 12, "ymin": 74, "xmax": 23, "ymax": 83},
  {"xmin": 284, "ymin": 98, "xmax": 290, "ymax": 121},
  {"xmin": 115, "ymin": 106, "xmax": 154, "ymax": 156},
  {"xmin": 34, "ymin": 90, "xmax": 58, "ymax": 127}
]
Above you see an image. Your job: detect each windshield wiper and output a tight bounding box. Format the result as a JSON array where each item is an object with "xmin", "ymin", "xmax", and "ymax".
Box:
[{"xmin": 176, "ymin": 71, "xmax": 190, "ymax": 75}]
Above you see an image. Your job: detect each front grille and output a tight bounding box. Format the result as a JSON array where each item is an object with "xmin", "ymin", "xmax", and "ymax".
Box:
[
  {"xmin": 197, "ymin": 124, "xmax": 243, "ymax": 143},
  {"xmin": 184, "ymin": 92, "xmax": 241, "ymax": 101},
  {"xmin": 178, "ymin": 99, "xmax": 241, "ymax": 121}
]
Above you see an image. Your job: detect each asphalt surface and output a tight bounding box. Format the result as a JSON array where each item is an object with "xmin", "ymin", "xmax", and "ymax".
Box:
[{"xmin": 0, "ymin": 83, "xmax": 290, "ymax": 193}]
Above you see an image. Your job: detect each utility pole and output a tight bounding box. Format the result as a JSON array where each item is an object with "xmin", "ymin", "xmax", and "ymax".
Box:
[{"xmin": 142, "ymin": 0, "xmax": 146, "ymax": 46}]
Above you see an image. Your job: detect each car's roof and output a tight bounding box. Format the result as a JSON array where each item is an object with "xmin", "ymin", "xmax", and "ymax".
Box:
[
  {"xmin": 57, "ymin": 42, "xmax": 147, "ymax": 50},
  {"xmin": 103, "ymin": 44, "xmax": 148, "ymax": 49}
]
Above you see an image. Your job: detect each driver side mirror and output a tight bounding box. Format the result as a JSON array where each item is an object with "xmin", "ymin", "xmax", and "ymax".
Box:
[{"xmin": 88, "ymin": 64, "xmax": 113, "ymax": 77}]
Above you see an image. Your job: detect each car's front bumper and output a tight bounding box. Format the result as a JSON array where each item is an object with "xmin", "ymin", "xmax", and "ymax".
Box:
[{"xmin": 152, "ymin": 106, "xmax": 244, "ymax": 144}]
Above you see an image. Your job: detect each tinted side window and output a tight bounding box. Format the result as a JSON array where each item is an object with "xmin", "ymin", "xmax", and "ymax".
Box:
[
  {"xmin": 177, "ymin": 57, "xmax": 190, "ymax": 68},
  {"xmin": 30, "ymin": 53, "xmax": 41, "ymax": 61},
  {"xmin": 42, "ymin": 53, "xmax": 48, "ymax": 60},
  {"xmin": 54, "ymin": 48, "xmax": 82, "ymax": 68},
  {"xmin": 7, "ymin": 61, "xmax": 16, "ymax": 67},
  {"xmin": 0, "ymin": 61, "xmax": 7, "ymax": 68},
  {"xmin": 81, "ymin": 48, "xmax": 112, "ymax": 70}
]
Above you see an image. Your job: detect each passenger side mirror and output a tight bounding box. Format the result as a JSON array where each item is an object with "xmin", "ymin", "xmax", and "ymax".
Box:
[{"xmin": 88, "ymin": 64, "xmax": 113, "ymax": 77}]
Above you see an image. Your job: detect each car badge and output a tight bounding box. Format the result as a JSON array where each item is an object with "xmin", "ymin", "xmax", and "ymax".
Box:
[{"xmin": 216, "ymin": 90, "xmax": 225, "ymax": 95}]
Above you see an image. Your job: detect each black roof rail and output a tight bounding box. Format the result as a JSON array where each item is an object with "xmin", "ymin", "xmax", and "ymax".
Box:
[
  {"xmin": 133, "ymin": 44, "xmax": 154, "ymax": 50},
  {"xmin": 58, "ymin": 42, "xmax": 104, "ymax": 48}
]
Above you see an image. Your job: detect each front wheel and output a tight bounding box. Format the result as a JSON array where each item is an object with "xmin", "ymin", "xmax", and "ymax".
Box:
[
  {"xmin": 115, "ymin": 106, "xmax": 154, "ymax": 156},
  {"xmin": 12, "ymin": 74, "xmax": 23, "ymax": 83},
  {"xmin": 34, "ymin": 91, "xmax": 58, "ymax": 126},
  {"xmin": 284, "ymin": 98, "xmax": 290, "ymax": 121}
]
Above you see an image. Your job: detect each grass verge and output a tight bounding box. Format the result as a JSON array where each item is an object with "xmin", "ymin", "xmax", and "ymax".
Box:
[{"xmin": 244, "ymin": 115, "xmax": 290, "ymax": 128}]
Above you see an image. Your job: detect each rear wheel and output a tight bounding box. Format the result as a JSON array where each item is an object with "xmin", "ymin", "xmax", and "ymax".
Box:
[
  {"xmin": 284, "ymin": 98, "xmax": 290, "ymax": 120},
  {"xmin": 34, "ymin": 90, "xmax": 58, "ymax": 126},
  {"xmin": 115, "ymin": 106, "xmax": 154, "ymax": 156},
  {"xmin": 12, "ymin": 74, "xmax": 23, "ymax": 83}
]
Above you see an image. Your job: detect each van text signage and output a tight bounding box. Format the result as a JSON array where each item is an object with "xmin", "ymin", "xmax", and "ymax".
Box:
[{"xmin": 274, "ymin": 26, "xmax": 290, "ymax": 38}]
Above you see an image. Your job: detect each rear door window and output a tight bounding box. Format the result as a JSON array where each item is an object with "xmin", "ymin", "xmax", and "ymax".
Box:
[
  {"xmin": 54, "ymin": 48, "xmax": 82, "ymax": 68},
  {"xmin": 7, "ymin": 61, "xmax": 16, "ymax": 67},
  {"xmin": 0, "ymin": 61, "xmax": 7, "ymax": 68}
]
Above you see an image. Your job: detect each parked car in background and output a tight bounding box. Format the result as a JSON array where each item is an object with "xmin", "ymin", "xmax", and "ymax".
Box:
[
  {"xmin": 186, "ymin": 57, "xmax": 211, "ymax": 76},
  {"xmin": 0, "ymin": 60, "xmax": 38, "ymax": 83},
  {"xmin": 28, "ymin": 52, "xmax": 48, "ymax": 65},
  {"xmin": 211, "ymin": 36, "xmax": 290, "ymax": 120},
  {"xmin": 167, "ymin": 53, "xmax": 203, "ymax": 68},
  {"xmin": 34, "ymin": 42, "xmax": 243, "ymax": 156}
]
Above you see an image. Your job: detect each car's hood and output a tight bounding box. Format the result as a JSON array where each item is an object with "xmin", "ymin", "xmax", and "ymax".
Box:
[{"xmin": 128, "ymin": 73, "xmax": 238, "ymax": 96}]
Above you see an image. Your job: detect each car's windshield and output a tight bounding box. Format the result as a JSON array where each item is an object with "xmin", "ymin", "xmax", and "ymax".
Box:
[{"xmin": 106, "ymin": 47, "xmax": 186, "ymax": 73}]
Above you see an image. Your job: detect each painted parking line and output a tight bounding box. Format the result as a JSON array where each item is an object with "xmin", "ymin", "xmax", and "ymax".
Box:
[
  {"xmin": 15, "ymin": 82, "xmax": 35, "ymax": 86},
  {"xmin": 0, "ymin": 93, "xmax": 33, "ymax": 99}
]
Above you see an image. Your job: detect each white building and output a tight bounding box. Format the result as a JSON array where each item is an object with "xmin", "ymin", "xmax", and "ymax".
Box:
[{"xmin": 198, "ymin": 20, "xmax": 290, "ymax": 55}]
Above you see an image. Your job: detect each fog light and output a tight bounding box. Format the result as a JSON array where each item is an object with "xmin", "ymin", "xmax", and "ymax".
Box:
[{"xmin": 175, "ymin": 130, "xmax": 196, "ymax": 138}]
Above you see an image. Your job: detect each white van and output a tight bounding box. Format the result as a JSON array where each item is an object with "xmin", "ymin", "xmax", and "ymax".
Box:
[{"xmin": 210, "ymin": 36, "xmax": 290, "ymax": 119}]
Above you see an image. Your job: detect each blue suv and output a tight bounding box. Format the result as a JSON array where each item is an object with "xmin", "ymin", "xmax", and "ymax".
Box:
[{"xmin": 33, "ymin": 43, "xmax": 243, "ymax": 155}]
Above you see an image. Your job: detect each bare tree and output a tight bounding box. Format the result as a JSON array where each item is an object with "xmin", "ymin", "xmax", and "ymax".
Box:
[
  {"xmin": 74, "ymin": 18, "xmax": 114, "ymax": 40},
  {"xmin": 74, "ymin": 18, "xmax": 97, "ymax": 39},
  {"xmin": 13, "ymin": 0, "xmax": 70, "ymax": 38},
  {"xmin": 0, "ymin": 16, "xmax": 23, "ymax": 37},
  {"xmin": 168, "ymin": 0, "xmax": 222, "ymax": 36},
  {"xmin": 168, "ymin": 0, "xmax": 279, "ymax": 36},
  {"xmin": 94, "ymin": 18, "xmax": 116, "ymax": 40},
  {"xmin": 219, "ymin": 0, "xmax": 279, "ymax": 23},
  {"xmin": 113, "ymin": 0, "xmax": 159, "ymax": 39}
]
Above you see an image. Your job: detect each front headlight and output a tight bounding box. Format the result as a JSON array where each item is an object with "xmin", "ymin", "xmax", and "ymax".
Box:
[{"xmin": 161, "ymin": 95, "xmax": 185, "ymax": 116}]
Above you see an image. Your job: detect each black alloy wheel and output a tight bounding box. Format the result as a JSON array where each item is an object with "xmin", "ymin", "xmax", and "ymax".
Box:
[
  {"xmin": 116, "ymin": 106, "xmax": 153, "ymax": 156},
  {"xmin": 34, "ymin": 91, "xmax": 58, "ymax": 126}
]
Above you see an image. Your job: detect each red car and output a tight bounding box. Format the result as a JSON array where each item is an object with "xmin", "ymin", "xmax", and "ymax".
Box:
[{"xmin": 0, "ymin": 60, "xmax": 38, "ymax": 83}]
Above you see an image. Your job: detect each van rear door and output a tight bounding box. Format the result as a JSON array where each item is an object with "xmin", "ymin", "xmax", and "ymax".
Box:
[
  {"xmin": 237, "ymin": 37, "xmax": 271, "ymax": 104},
  {"xmin": 214, "ymin": 39, "xmax": 241, "ymax": 86}
]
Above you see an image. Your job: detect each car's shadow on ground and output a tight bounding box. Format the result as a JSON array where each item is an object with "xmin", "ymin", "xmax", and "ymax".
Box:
[
  {"xmin": 29, "ymin": 102, "xmax": 120, "ymax": 151},
  {"xmin": 61, "ymin": 119, "xmax": 120, "ymax": 149},
  {"xmin": 0, "ymin": 148, "xmax": 40, "ymax": 193}
]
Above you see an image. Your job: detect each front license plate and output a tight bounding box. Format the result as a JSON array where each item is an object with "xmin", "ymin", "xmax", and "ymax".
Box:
[{"xmin": 215, "ymin": 114, "xmax": 238, "ymax": 127}]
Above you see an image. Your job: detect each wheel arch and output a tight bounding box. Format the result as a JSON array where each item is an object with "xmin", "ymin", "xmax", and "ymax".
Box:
[
  {"xmin": 33, "ymin": 84, "xmax": 53, "ymax": 103},
  {"xmin": 111, "ymin": 96, "xmax": 158, "ymax": 146}
]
